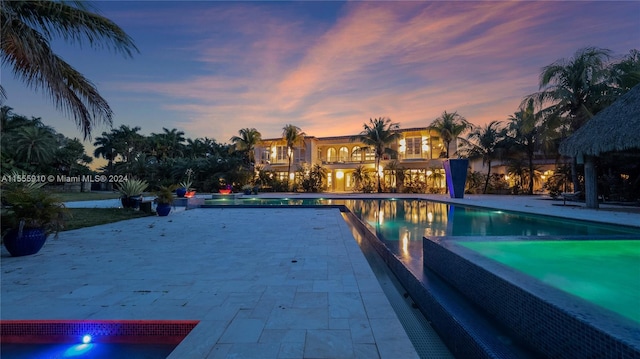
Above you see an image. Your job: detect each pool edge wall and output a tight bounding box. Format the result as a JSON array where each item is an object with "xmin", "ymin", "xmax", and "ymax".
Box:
[
  {"xmin": 342, "ymin": 212, "xmax": 533, "ymax": 359},
  {"xmin": 422, "ymin": 237, "xmax": 640, "ymax": 359}
]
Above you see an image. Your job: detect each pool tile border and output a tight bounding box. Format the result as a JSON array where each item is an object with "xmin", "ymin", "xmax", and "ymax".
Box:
[{"xmin": 0, "ymin": 320, "xmax": 198, "ymax": 344}]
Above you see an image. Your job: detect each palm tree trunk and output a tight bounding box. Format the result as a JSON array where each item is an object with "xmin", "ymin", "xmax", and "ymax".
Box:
[
  {"xmin": 483, "ymin": 161, "xmax": 491, "ymax": 194},
  {"xmin": 287, "ymin": 155, "xmax": 292, "ymax": 190},
  {"xmin": 376, "ymin": 157, "xmax": 382, "ymax": 193},
  {"xmin": 528, "ymin": 153, "xmax": 534, "ymax": 195}
]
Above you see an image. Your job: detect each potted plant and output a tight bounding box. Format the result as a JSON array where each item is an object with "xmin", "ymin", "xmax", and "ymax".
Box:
[
  {"xmin": 1, "ymin": 185, "xmax": 67, "ymax": 256},
  {"xmin": 116, "ymin": 179, "xmax": 148, "ymax": 209},
  {"xmin": 177, "ymin": 168, "xmax": 194, "ymax": 198},
  {"xmin": 154, "ymin": 185, "xmax": 175, "ymax": 216},
  {"xmin": 242, "ymin": 184, "xmax": 253, "ymax": 195},
  {"xmin": 219, "ymin": 184, "xmax": 232, "ymax": 194}
]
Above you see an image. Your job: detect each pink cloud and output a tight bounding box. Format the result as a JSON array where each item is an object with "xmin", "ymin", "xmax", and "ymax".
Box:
[{"xmin": 103, "ymin": 1, "xmax": 639, "ymax": 143}]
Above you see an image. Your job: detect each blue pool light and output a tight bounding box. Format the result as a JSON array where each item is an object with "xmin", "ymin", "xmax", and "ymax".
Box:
[{"xmin": 82, "ymin": 335, "xmax": 92, "ymax": 344}]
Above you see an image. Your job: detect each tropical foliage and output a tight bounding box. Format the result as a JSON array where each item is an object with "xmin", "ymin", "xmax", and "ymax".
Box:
[
  {"xmin": 298, "ymin": 164, "xmax": 327, "ymax": 193},
  {"xmin": 1, "ymin": 106, "xmax": 93, "ymax": 177},
  {"xmin": 428, "ymin": 111, "xmax": 472, "ymax": 158},
  {"xmin": 459, "ymin": 121, "xmax": 507, "ymax": 193},
  {"xmin": 1, "ymin": 0, "xmax": 138, "ymax": 139},
  {"xmin": 230, "ymin": 128, "xmax": 262, "ymax": 173},
  {"xmin": 282, "ymin": 124, "xmax": 306, "ymax": 189},
  {"xmin": 351, "ymin": 117, "xmax": 401, "ymax": 193}
]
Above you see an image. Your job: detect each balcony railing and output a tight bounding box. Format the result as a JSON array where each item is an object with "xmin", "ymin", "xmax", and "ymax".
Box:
[{"xmin": 321, "ymin": 156, "xmax": 374, "ymax": 164}]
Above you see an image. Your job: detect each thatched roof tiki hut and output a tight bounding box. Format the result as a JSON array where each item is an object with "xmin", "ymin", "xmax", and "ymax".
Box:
[{"xmin": 559, "ymin": 84, "xmax": 640, "ymax": 208}]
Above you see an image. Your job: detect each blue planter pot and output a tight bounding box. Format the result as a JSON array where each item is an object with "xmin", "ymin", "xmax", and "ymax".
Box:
[
  {"xmin": 3, "ymin": 228, "xmax": 48, "ymax": 257},
  {"xmin": 444, "ymin": 159, "xmax": 469, "ymax": 198},
  {"xmin": 156, "ymin": 203, "xmax": 172, "ymax": 216},
  {"xmin": 176, "ymin": 188, "xmax": 187, "ymax": 198}
]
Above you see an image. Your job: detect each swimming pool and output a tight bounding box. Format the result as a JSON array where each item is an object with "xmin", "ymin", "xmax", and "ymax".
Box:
[
  {"xmin": 204, "ymin": 197, "xmax": 640, "ymax": 277},
  {"xmin": 458, "ymin": 239, "xmax": 640, "ymax": 323}
]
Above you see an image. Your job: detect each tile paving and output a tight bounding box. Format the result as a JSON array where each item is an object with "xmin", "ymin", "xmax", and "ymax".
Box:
[{"xmin": 1, "ymin": 206, "xmax": 419, "ymax": 358}]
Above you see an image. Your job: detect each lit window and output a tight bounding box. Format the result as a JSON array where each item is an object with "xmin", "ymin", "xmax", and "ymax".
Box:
[
  {"xmin": 352, "ymin": 146, "xmax": 362, "ymax": 161},
  {"xmin": 327, "ymin": 148, "xmax": 337, "ymax": 162},
  {"xmin": 338, "ymin": 147, "xmax": 349, "ymax": 162},
  {"xmin": 276, "ymin": 146, "xmax": 287, "ymax": 161},
  {"xmin": 365, "ymin": 148, "xmax": 375, "ymax": 161},
  {"xmin": 406, "ymin": 137, "xmax": 421, "ymax": 157}
]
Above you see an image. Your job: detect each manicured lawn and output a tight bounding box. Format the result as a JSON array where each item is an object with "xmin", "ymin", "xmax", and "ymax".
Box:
[
  {"xmin": 53, "ymin": 191, "xmax": 122, "ymax": 202},
  {"xmin": 64, "ymin": 208, "xmax": 153, "ymax": 231}
]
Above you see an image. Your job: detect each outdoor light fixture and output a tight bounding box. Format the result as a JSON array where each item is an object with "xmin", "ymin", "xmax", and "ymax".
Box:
[{"xmin": 82, "ymin": 335, "xmax": 92, "ymax": 344}]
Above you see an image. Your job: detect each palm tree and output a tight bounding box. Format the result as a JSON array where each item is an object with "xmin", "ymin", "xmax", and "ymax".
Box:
[
  {"xmin": 111, "ymin": 125, "xmax": 144, "ymax": 162},
  {"xmin": 14, "ymin": 126, "xmax": 57, "ymax": 164},
  {"xmin": 428, "ymin": 111, "xmax": 472, "ymax": 158},
  {"xmin": 282, "ymin": 124, "xmax": 306, "ymax": 190},
  {"xmin": 507, "ymin": 99, "xmax": 543, "ymax": 195},
  {"xmin": 610, "ymin": 49, "xmax": 640, "ymax": 92},
  {"xmin": 460, "ymin": 121, "xmax": 507, "ymax": 193},
  {"xmin": 1, "ymin": 1, "xmax": 138, "ymax": 139},
  {"xmin": 149, "ymin": 128, "xmax": 186, "ymax": 160},
  {"xmin": 230, "ymin": 128, "xmax": 262, "ymax": 171},
  {"xmin": 530, "ymin": 47, "xmax": 613, "ymax": 191},
  {"xmin": 534, "ymin": 47, "xmax": 613, "ymax": 131},
  {"xmin": 351, "ymin": 117, "xmax": 401, "ymax": 193},
  {"xmin": 93, "ymin": 131, "xmax": 117, "ymax": 175}
]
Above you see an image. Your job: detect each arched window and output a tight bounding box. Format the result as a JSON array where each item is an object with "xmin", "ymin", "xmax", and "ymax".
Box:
[
  {"xmin": 338, "ymin": 146, "xmax": 349, "ymax": 162},
  {"xmin": 327, "ymin": 148, "xmax": 337, "ymax": 162},
  {"xmin": 351, "ymin": 146, "xmax": 362, "ymax": 161}
]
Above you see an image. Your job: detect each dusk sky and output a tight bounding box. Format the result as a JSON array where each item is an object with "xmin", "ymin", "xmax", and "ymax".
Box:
[{"xmin": 2, "ymin": 1, "xmax": 639, "ymax": 155}]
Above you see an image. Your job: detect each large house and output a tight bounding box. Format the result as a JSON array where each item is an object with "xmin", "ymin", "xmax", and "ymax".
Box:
[
  {"xmin": 254, "ymin": 127, "xmax": 452, "ymax": 192},
  {"xmin": 254, "ymin": 127, "xmax": 559, "ymax": 193}
]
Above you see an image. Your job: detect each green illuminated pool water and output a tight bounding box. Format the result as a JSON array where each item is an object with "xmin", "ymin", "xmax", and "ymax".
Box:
[{"xmin": 458, "ymin": 240, "xmax": 640, "ymax": 323}]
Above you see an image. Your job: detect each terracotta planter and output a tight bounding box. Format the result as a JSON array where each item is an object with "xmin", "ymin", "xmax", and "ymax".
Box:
[{"xmin": 3, "ymin": 228, "xmax": 48, "ymax": 257}]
